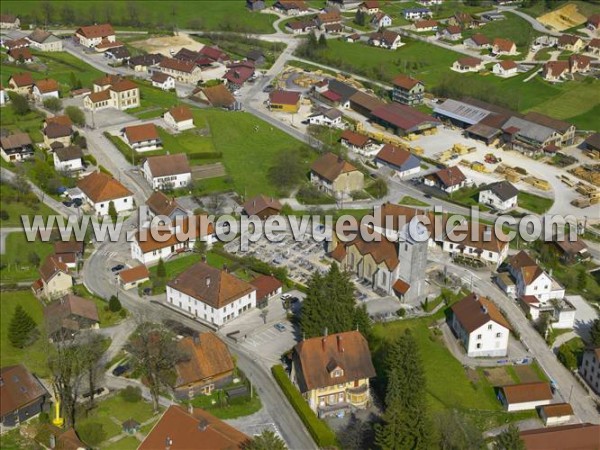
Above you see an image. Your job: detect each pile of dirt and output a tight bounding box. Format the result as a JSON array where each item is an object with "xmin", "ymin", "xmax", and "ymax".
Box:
[
  {"xmin": 537, "ymin": 3, "xmax": 587, "ymax": 31},
  {"xmin": 130, "ymin": 33, "xmax": 203, "ymax": 56}
]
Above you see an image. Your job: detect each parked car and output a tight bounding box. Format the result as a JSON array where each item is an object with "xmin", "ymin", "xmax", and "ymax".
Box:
[
  {"xmin": 112, "ymin": 363, "xmax": 130, "ymax": 376},
  {"xmin": 274, "ymin": 323, "xmax": 286, "ymax": 332},
  {"xmin": 111, "ymin": 264, "xmax": 126, "ymax": 273},
  {"xmin": 62, "ymin": 200, "xmax": 73, "ymax": 207},
  {"xmin": 73, "ymin": 198, "xmax": 83, "ymax": 207}
]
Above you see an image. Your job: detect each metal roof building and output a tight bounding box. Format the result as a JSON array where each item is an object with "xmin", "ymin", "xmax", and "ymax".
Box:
[{"xmin": 433, "ymin": 99, "xmax": 492, "ymax": 127}]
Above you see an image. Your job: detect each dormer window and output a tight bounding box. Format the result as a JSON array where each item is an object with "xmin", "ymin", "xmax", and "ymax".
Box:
[{"xmin": 332, "ymin": 368, "xmax": 344, "ymax": 378}]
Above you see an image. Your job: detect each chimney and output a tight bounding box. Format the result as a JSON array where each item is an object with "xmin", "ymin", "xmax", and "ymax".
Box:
[
  {"xmin": 473, "ymin": 293, "xmax": 478, "ymax": 301},
  {"xmin": 206, "ymin": 276, "xmax": 211, "ymax": 287},
  {"xmin": 49, "ymin": 434, "xmax": 56, "ymax": 449},
  {"xmin": 198, "ymin": 418, "xmax": 209, "ymax": 432},
  {"xmin": 337, "ymin": 335, "xmax": 344, "ymax": 353},
  {"xmin": 321, "ymin": 337, "xmax": 326, "ymax": 351},
  {"xmin": 324, "ymin": 327, "xmax": 328, "ymax": 337},
  {"xmin": 165, "ymin": 437, "xmax": 173, "ymax": 450}
]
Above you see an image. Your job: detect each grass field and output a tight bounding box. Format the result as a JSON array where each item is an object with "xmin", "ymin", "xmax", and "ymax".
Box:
[
  {"xmin": 0, "ymin": 231, "xmax": 54, "ymax": 282},
  {"xmin": 399, "ymin": 196, "xmax": 430, "ymax": 207},
  {"xmin": 0, "ymin": 105, "xmax": 46, "ymax": 143},
  {"xmin": 110, "ymin": 436, "xmax": 140, "ymax": 450},
  {"xmin": 0, "ymin": 182, "xmax": 55, "ymax": 227},
  {"xmin": 1, "ymin": 0, "xmax": 278, "ymax": 34},
  {"xmin": 148, "ymin": 250, "xmax": 233, "ymax": 279},
  {"xmin": 517, "ymin": 192, "xmax": 554, "ymax": 214},
  {"xmin": 462, "ymin": 14, "xmax": 540, "ymax": 53},
  {"xmin": 71, "ymin": 285, "xmax": 126, "ymax": 328},
  {"xmin": 0, "ymin": 290, "xmax": 49, "ymax": 377}
]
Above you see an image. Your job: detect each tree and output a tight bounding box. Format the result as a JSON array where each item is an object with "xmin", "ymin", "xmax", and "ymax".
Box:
[
  {"xmin": 494, "ymin": 425, "xmax": 525, "ymax": 450},
  {"xmin": 577, "ymin": 268, "xmax": 587, "ymax": 290},
  {"xmin": 126, "ymin": 322, "xmax": 184, "ymax": 411},
  {"xmin": 109, "ymin": 295, "xmax": 122, "ymax": 312},
  {"xmin": 80, "ymin": 333, "xmax": 107, "ymax": 410},
  {"xmin": 61, "ymin": 3, "xmax": 75, "ymax": 24},
  {"xmin": 0, "ymin": 210, "xmax": 9, "ymax": 221},
  {"xmin": 267, "ymin": 149, "xmax": 305, "ymax": 196},
  {"xmin": 8, "ymin": 92, "xmax": 30, "ymax": 115},
  {"xmin": 435, "ymin": 410, "xmax": 483, "ymax": 450},
  {"xmin": 77, "ymin": 422, "xmax": 107, "ymax": 447},
  {"xmin": 318, "ymin": 33, "xmax": 328, "ymax": 48},
  {"xmin": 28, "ymin": 251, "xmax": 40, "ymax": 267},
  {"xmin": 65, "ymin": 105, "xmax": 86, "ymax": 127},
  {"xmin": 557, "ymin": 343, "xmax": 577, "ymax": 370},
  {"xmin": 43, "ymin": 97, "xmax": 63, "ymax": 112},
  {"xmin": 338, "ymin": 413, "xmax": 372, "ymax": 450},
  {"xmin": 369, "ymin": 178, "xmax": 388, "ymax": 199},
  {"xmin": 244, "ymin": 430, "xmax": 287, "ymax": 450},
  {"xmin": 41, "ymin": 0, "xmax": 54, "ymax": 24},
  {"xmin": 355, "ymin": 10, "xmax": 365, "ymax": 26},
  {"xmin": 120, "ymin": 385, "xmax": 142, "ymax": 402},
  {"xmin": 156, "ymin": 258, "xmax": 166, "ymax": 279},
  {"xmin": 108, "ymin": 201, "xmax": 118, "ymax": 222},
  {"xmin": 300, "ymin": 263, "xmax": 371, "ymax": 338},
  {"xmin": 590, "ymin": 318, "xmax": 600, "ymax": 347},
  {"xmin": 8, "ymin": 305, "xmax": 38, "ymax": 348}
]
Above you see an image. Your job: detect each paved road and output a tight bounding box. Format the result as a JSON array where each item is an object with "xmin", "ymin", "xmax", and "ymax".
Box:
[{"xmin": 500, "ymin": 7, "xmax": 562, "ymax": 36}]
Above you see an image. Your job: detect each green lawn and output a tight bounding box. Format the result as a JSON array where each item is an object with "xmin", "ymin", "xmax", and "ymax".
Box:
[
  {"xmin": 1, "ymin": 0, "xmax": 278, "ymax": 34},
  {"xmin": 157, "ymin": 126, "xmax": 215, "ymax": 154},
  {"xmin": 0, "ymin": 231, "xmax": 54, "ymax": 283},
  {"xmin": 148, "ymin": 250, "xmax": 233, "ymax": 279},
  {"xmin": 462, "ymin": 14, "xmax": 539, "ymax": 53},
  {"xmin": 0, "ymin": 106, "xmax": 46, "ymax": 144},
  {"xmin": 110, "ymin": 436, "xmax": 140, "ymax": 450},
  {"xmin": 399, "ymin": 196, "xmax": 429, "ymax": 207},
  {"xmin": 517, "ymin": 192, "xmax": 554, "ymax": 214},
  {"xmin": 190, "ymin": 387, "xmax": 262, "ymax": 419},
  {"xmin": 71, "ymin": 285, "xmax": 127, "ymax": 328},
  {"xmin": 534, "ymin": 47, "xmax": 554, "ymax": 61},
  {"xmin": 0, "ymin": 290, "xmax": 50, "ymax": 377},
  {"xmin": 0, "ymin": 181, "xmax": 56, "ymax": 227}
]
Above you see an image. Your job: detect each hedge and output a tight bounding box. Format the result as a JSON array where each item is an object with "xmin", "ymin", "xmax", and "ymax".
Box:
[
  {"xmin": 271, "ymin": 365, "xmax": 338, "ymax": 448},
  {"xmin": 187, "ymin": 151, "xmax": 223, "ymax": 160}
]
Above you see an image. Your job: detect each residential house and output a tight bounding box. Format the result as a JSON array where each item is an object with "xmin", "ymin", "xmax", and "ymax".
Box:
[
  {"xmin": 450, "ymin": 292, "xmax": 511, "ymax": 357},
  {"xmin": 324, "ymin": 23, "xmax": 343, "ymax": 33},
  {"xmin": 84, "ymin": 76, "xmax": 139, "ymax": 111},
  {"xmin": 541, "ymin": 60, "xmax": 570, "ymax": 82},
  {"xmin": 74, "ymin": 23, "xmax": 116, "ymax": 49},
  {"xmin": 199, "ymin": 46, "xmax": 230, "ymax": 64},
  {"xmin": 138, "ymin": 406, "xmax": 249, "ymax": 450},
  {"xmin": 442, "ymin": 221, "xmax": 509, "ymax": 267},
  {"xmin": 0, "ymin": 86, "xmax": 7, "ymax": 106},
  {"xmin": 346, "ymin": 33, "xmax": 361, "ymax": 43},
  {"xmin": 0, "ymin": 14, "xmax": 20, "ymax": 29},
  {"xmin": 3, "ymin": 38, "xmax": 29, "ymax": 51},
  {"xmin": 223, "ymin": 61, "xmax": 255, "ymax": 90},
  {"xmin": 0, "ymin": 365, "xmax": 49, "ymax": 427},
  {"xmin": 77, "ymin": 171, "xmax": 134, "ymax": 216},
  {"xmin": 438, "ymin": 25, "xmax": 462, "ymax": 41},
  {"xmin": 122, "ymin": 123, "xmax": 162, "ymax": 153},
  {"xmin": 310, "ymin": 152, "xmax": 365, "ymax": 195},
  {"xmin": 44, "ymin": 293, "xmax": 99, "ymax": 341},
  {"xmin": 43, "ymin": 121, "xmax": 72, "ymax": 150},
  {"xmin": 583, "ymin": 132, "xmax": 600, "ymax": 159},
  {"xmin": 448, "ymin": 11, "xmax": 481, "ymax": 28},
  {"xmin": 166, "ymin": 262, "xmax": 257, "ymax": 327},
  {"xmin": 32, "ymin": 78, "xmax": 59, "ymax": 102},
  {"xmin": 269, "ymin": 90, "xmax": 301, "ymax": 113},
  {"xmin": 587, "ymin": 38, "xmax": 600, "ymax": 56},
  {"xmin": 492, "ymin": 37, "xmax": 517, "ymax": 55},
  {"xmin": 128, "ymin": 53, "xmax": 164, "ymax": 72},
  {"xmin": 580, "ymin": 348, "xmax": 600, "ymax": 395},
  {"xmin": 150, "ymin": 72, "xmax": 175, "ymax": 90},
  {"xmin": 587, "ymin": 14, "xmax": 600, "ymax": 32},
  {"xmin": 53, "ymin": 146, "xmax": 84, "ymax": 173},
  {"xmin": 391, "ymin": 74, "xmax": 424, "ymax": 106},
  {"xmin": 54, "ymin": 240, "xmax": 84, "ymax": 269},
  {"xmin": 368, "ymin": 31, "xmax": 401, "ymax": 49},
  {"xmin": 145, "ymin": 191, "xmax": 188, "ymax": 221},
  {"xmin": 273, "ymin": 0, "xmax": 309, "ymax": 15},
  {"xmin": 307, "ymin": 107, "xmax": 343, "ymax": 127},
  {"xmin": 501, "ymin": 116, "xmax": 562, "ymax": 154},
  {"xmin": 7, "ymin": 47, "xmax": 33, "ymax": 63},
  {"xmin": 119, "ymin": 265, "xmax": 150, "ymax": 290},
  {"xmin": 558, "ymin": 34, "xmax": 584, "ymax": 52},
  {"xmin": 246, "ymin": 49, "xmax": 265, "ymax": 66},
  {"xmin": 242, "ymin": 195, "xmax": 282, "ymax": 219},
  {"xmin": 0, "ymin": 132, "xmax": 34, "ymax": 162},
  {"xmin": 174, "ymin": 333, "xmax": 235, "ymax": 398},
  {"xmin": 498, "ymin": 382, "xmax": 553, "ymax": 412},
  {"xmin": 463, "ymin": 33, "xmax": 490, "ymax": 49},
  {"xmin": 493, "ymin": 60, "xmax": 518, "ymax": 77},
  {"xmin": 158, "ymin": 58, "xmax": 203, "ymax": 84},
  {"xmin": 538, "ymin": 403, "xmax": 574, "ymax": 427},
  {"xmin": 452, "ymin": 57, "xmax": 486, "ymax": 72},
  {"xmin": 327, "ymin": 0, "xmax": 362, "ymax": 10},
  {"xmin": 403, "ymin": 8, "xmax": 432, "ymax": 20},
  {"xmin": 423, "ymin": 165, "xmax": 469, "ymax": 193},
  {"xmin": 320, "ymin": 78, "xmax": 358, "ymax": 108},
  {"xmin": 32, "ymin": 255, "xmax": 73, "ymax": 300},
  {"xmin": 375, "ymin": 144, "xmax": 421, "ymax": 178},
  {"xmin": 371, "ymin": 103, "xmax": 440, "ymax": 135},
  {"xmin": 192, "ymin": 83, "xmax": 236, "ymax": 109},
  {"xmin": 141, "ymin": 154, "xmax": 191, "ymax": 190},
  {"xmin": 285, "ymin": 19, "xmax": 318, "ymax": 34},
  {"xmin": 478, "ymin": 180, "xmax": 519, "ymax": 211},
  {"xmin": 164, "ymin": 105, "xmax": 195, "ymax": 131},
  {"xmin": 520, "ymin": 424, "xmax": 600, "ymax": 450},
  {"xmin": 250, "ymin": 275, "xmax": 283, "ymax": 308},
  {"xmin": 7, "ymin": 72, "xmax": 34, "ymax": 95},
  {"xmin": 417, "ymin": 0, "xmax": 442, "ymax": 5},
  {"xmin": 104, "ymin": 46, "xmax": 130, "ymax": 63},
  {"xmin": 524, "ymin": 112, "xmax": 577, "ymax": 147},
  {"xmin": 359, "ymin": 1, "xmax": 380, "ymax": 14},
  {"xmin": 94, "ymin": 38, "xmax": 125, "ymax": 53},
  {"xmin": 247, "ymin": 0, "xmax": 266, "ymax": 11},
  {"xmin": 414, "ymin": 19, "xmax": 438, "ymax": 32},
  {"xmin": 340, "ymin": 129, "xmax": 378, "ymax": 155},
  {"xmin": 318, "ymin": 10, "xmax": 342, "ymax": 27},
  {"xmin": 551, "ymin": 236, "xmax": 590, "ymax": 262},
  {"xmin": 371, "ymin": 12, "xmax": 392, "ymax": 28},
  {"xmin": 291, "ymin": 331, "xmax": 376, "ymax": 417}
]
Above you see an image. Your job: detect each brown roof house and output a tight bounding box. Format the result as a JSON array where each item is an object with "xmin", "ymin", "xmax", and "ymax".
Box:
[
  {"xmin": 191, "ymin": 84, "xmax": 236, "ymax": 109},
  {"xmin": 340, "ymin": 130, "xmax": 377, "ymax": 156},
  {"xmin": 0, "ymin": 364, "xmax": 50, "ymax": 427},
  {"xmin": 44, "ymin": 293, "xmax": 100, "ymax": 341},
  {"xmin": 84, "ymin": 75, "xmax": 139, "ymax": 111},
  {"xmin": 27, "ymin": 29, "xmax": 62, "ymax": 52},
  {"xmin": 150, "ymin": 71, "xmax": 175, "ymax": 91},
  {"xmin": 442, "ymin": 220, "xmax": 510, "ymax": 267},
  {"xmin": 538, "ymin": 402, "xmax": 574, "ymax": 426},
  {"xmin": 250, "ymin": 275, "xmax": 283, "ymax": 308},
  {"xmin": 7, "ymin": 47, "xmax": 33, "ymax": 64},
  {"xmin": 141, "ymin": 153, "xmax": 192, "ymax": 190},
  {"xmin": 0, "ymin": 14, "xmax": 20, "ymax": 29},
  {"xmin": 492, "ymin": 37, "xmax": 517, "ymax": 55},
  {"xmin": 291, "ymin": 331, "xmax": 376, "ymax": 417},
  {"xmin": 7, "ymin": 72, "xmax": 34, "ymax": 95},
  {"xmin": 32, "ymin": 255, "xmax": 73, "ymax": 300},
  {"xmin": 32, "ymin": 78, "xmax": 59, "ymax": 103},
  {"xmin": 75, "ymin": 23, "xmax": 116, "ymax": 49},
  {"xmin": 242, "ymin": 195, "xmax": 282, "ymax": 219},
  {"xmin": 269, "ymin": 90, "xmax": 301, "ymax": 113},
  {"xmin": 310, "ymin": 152, "xmax": 364, "ymax": 196},
  {"xmin": 375, "ymin": 144, "xmax": 422, "ymax": 178},
  {"xmin": 145, "ymin": 191, "xmax": 188, "ymax": 221},
  {"xmin": 557, "ymin": 34, "xmax": 584, "ymax": 52},
  {"xmin": 164, "ymin": 105, "xmax": 194, "ymax": 132},
  {"xmin": 77, "ymin": 171, "xmax": 134, "ymax": 216},
  {"xmin": 166, "ymin": 262, "xmax": 256, "ymax": 327},
  {"xmin": 0, "ymin": 132, "xmax": 34, "ymax": 163},
  {"xmin": 392, "ymin": 74, "xmax": 424, "ymax": 106},
  {"xmin": 424, "ymin": 165, "xmax": 470, "ymax": 193},
  {"xmin": 119, "ymin": 265, "xmax": 150, "ymax": 291},
  {"xmin": 53, "ymin": 240, "xmax": 84, "ymax": 269},
  {"xmin": 122, "ymin": 123, "xmax": 162, "ymax": 153},
  {"xmin": 43, "ymin": 117, "xmax": 73, "ymax": 150},
  {"xmin": 498, "ymin": 382, "xmax": 553, "ymax": 412},
  {"xmin": 174, "ymin": 332, "xmax": 235, "ymax": 398},
  {"xmin": 452, "ymin": 56, "xmax": 486, "ymax": 73},
  {"xmin": 139, "ymin": 405, "xmax": 249, "ymax": 450},
  {"xmin": 520, "ymin": 423, "xmax": 600, "ymax": 450},
  {"xmin": 450, "ymin": 292, "xmax": 511, "ymax": 358},
  {"xmin": 158, "ymin": 57, "xmax": 202, "ymax": 84},
  {"xmin": 551, "ymin": 235, "xmax": 590, "ymax": 263}
]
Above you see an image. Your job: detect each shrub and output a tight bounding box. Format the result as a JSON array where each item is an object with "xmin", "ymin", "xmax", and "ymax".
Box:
[
  {"xmin": 43, "ymin": 97, "xmax": 63, "ymax": 113},
  {"xmin": 271, "ymin": 365, "xmax": 338, "ymax": 448},
  {"xmin": 120, "ymin": 386, "xmax": 142, "ymax": 403},
  {"xmin": 108, "ymin": 295, "xmax": 122, "ymax": 312},
  {"xmin": 77, "ymin": 422, "xmax": 107, "ymax": 446},
  {"xmin": 0, "ymin": 210, "xmax": 9, "ymax": 221}
]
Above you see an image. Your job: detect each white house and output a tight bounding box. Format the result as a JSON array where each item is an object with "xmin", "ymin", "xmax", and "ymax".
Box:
[
  {"xmin": 374, "ymin": 144, "xmax": 421, "ymax": 178},
  {"xmin": 164, "ymin": 105, "xmax": 195, "ymax": 131},
  {"xmin": 142, "ymin": 154, "xmax": 192, "ymax": 190},
  {"xmin": 498, "ymin": 382, "xmax": 553, "ymax": 412},
  {"xmin": 118, "ymin": 265, "xmax": 150, "ymax": 291},
  {"xmin": 53, "ymin": 146, "xmax": 84, "ymax": 172},
  {"xmin": 27, "ymin": 29, "xmax": 63, "ymax": 52},
  {"xmin": 403, "ymin": 7, "xmax": 432, "ymax": 20},
  {"xmin": 580, "ymin": 348, "xmax": 600, "ymax": 395},
  {"xmin": 32, "ymin": 79, "xmax": 59, "ymax": 102},
  {"xmin": 369, "ymin": 31, "xmax": 402, "ymax": 50},
  {"xmin": 151, "ymin": 72, "xmax": 175, "ymax": 91},
  {"xmin": 492, "ymin": 60, "xmax": 518, "ymax": 77},
  {"xmin": 506, "ymin": 251, "xmax": 565, "ymax": 303},
  {"xmin": 424, "ymin": 166, "xmax": 470, "ymax": 193},
  {"xmin": 166, "ymin": 262, "xmax": 257, "ymax": 327},
  {"xmin": 539, "ymin": 403, "xmax": 574, "ymax": 427},
  {"xmin": 452, "ymin": 57, "xmax": 486, "ymax": 73},
  {"xmin": 340, "ymin": 130, "xmax": 380, "ymax": 156},
  {"xmin": 306, "ymin": 107, "xmax": 343, "ymax": 127},
  {"xmin": 450, "ymin": 292, "xmax": 511, "ymax": 358},
  {"xmin": 76, "ymin": 171, "xmax": 134, "ymax": 216},
  {"xmin": 74, "ymin": 23, "xmax": 116, "ymax": 49},
  {"xmin": 371, "ymin": 12, "xmax": 392, "ymax": 28},
  {"xmin": 145, "ymin": 191, "xmax": 189, "ymax": 221},
  {"xmin": 442, "ymin": 221, "xmax": 509, "ymax": 267},
  {"xmin": 122, "ymin": 123, "xmax": 162, "ymax": 152},
  {"xmin": 478, "ymin": 181, "xmax": 519, "ymax": 211}
]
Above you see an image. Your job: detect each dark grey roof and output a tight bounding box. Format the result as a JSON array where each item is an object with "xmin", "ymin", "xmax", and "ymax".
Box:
[
  {"xmin": 502, "ymin": 116, "xmax": 556, "ymax": 144},
  {"xmin": 482, "ymin": 180, "xmax": 519, "ymax": 201},
  {"xmin": 328, "ymin": 79, "xmax": 358, "ymax": 102},
  {"xmin": 55, "ymin": 146, "xmax": 84, "ymax": 162}
]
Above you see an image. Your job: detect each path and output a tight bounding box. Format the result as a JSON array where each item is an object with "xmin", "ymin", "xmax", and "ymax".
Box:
[
  {"xmin": 500, "ymin": 7, "xmax": 562, "ymax": 36},
  {"xmin": 0, "ymin": 227, "xmax": 21, "ymax": 254}
]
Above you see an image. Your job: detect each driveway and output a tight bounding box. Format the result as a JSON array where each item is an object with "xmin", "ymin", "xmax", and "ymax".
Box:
[{"xmin": 0, "ymin": 227, "xmax": 21, "ymax": 254}]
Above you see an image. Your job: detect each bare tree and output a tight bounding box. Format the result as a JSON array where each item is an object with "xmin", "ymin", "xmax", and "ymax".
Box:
[
  {"xmin": 126, "ymin": 1, "xmax": 140, "ymax": 26},
  {"xmin": 80, "ymin": 333, "xmax": 107, "ymax": 411},
  {"xmin": 126, "ymin": 322, "xmax": 185, "ymax": 411},
  {"xmin": 41, "ymin": 0, "xmax": 53, "ymax": 25}
]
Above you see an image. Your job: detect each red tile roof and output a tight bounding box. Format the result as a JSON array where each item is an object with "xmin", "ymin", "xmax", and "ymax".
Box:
[
  {"xmin": 9, "ymin": 72, "xmax": 34, "ymax": 87},
  {"xmin": 119, "ymin": 265, "xmax": 150, "ymax": 284},
  {"xmin": 143, "ymin": 153, "xmax": 191, "ymax": 178},
  {"xmin": 341, "ymin": 129, "xmax": 370, "ymax": 147},
  {"xmin": 392, "ymin": 74, "xmax": 422, "ymax": 90},
  {"xmin": 457, "ymin": 56, "xmax": 483, "ymax": 67},
  {"xmin": 431, "ymin": 165, "xmax": 466, "ymax": 188},
  {"xmin": 392, "ymin": 279, "xmax": 410, "ymax": 295},
  {"xmin": 87, "ymin": 89, "xmax": 111, "ymax": 103},
  {"xmin": 520, "ymin": 423, "xmax": 600, "ymax": 450},
  {"xmin": 451, "ymin": 292, "xmax": 511, "ymax": 333},
  {"xmin": 242, "ymin": 195, "xmax": 282, "ymax": 216},
  {"xmin": 493, "ymin": 37, "xmax": 515, "ymax": 53},
  {"xmin": 167, "ymin": 105, "xmax": 194, "ymax": 123},
  {"xmin": 175, "ymin": 333, "xmax": 234, "ymax": 388},
  {"xmin": 76, "ymin": 23, "xmax": 115, "ymax": 39},
  {"xmin": 499, "ymin": 60, "xmax": 517, "ymax": 70},
  {"xmin": 321, "ymin": 90, "xmax": 342, "ymax": 102},
  {"xmin": 124, "ymin": 123, "xmax": 159, "ymax": 144},
  {"xmin": 501, "ymin": 382, "xmax": 553, "ymax": 404},
  {"xmin": 8, "ymin": 47, "xmax": 32, "ymax": 61},
  {"xmin": 77, "ymin": 171, "xmax": 132, "ymax": 203},
  {"xmin": 250, "ymin": 275, "xmax": 282, "ymax": 300},
  {"xmin": 371, "ymin": 103, "xmax": 439, "ymax": 132},
  {"xmin": 110, "ymin": 79, "xmax": 137, "ymax": 92},
  {"xmin": 415, "ymin": 19, "xmax": 438, "ymax": 29},
  {"xmin": 310, "ymin": 152, "xmax": 359, "ymax": 182},
  {"xmin": 44, "ymin": 293, "xmax": 99, "ymax": 334},
  {"xmin": 269, "ymin": 90, "xmax": 301, "ymax": 105},
  {"xmin": 160, "ymin": 57, "xmax": 197, "ymax": 74},
  {"xmin": 0, "ymin": 365, "xmax": 48, "ymax": 418},
  {"xmin": 470, "ymin": 33, "xmax": 490, "ymax": 46},
  {"xmin": 39, "ymin": 255, "xmax": 69, "ymax": 282},
  {"xmin": 376, "ymin": 144, "xmax": 414, "ymax": 167}
]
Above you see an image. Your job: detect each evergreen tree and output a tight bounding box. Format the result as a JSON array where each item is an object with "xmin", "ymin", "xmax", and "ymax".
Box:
[
  {"xmin": 318, "ymin": 33, "xmax": 327, "ymax": 48},
  {"xmin": 355, "ymin": 9, "xmax": 365, "ymax": 26},
  {"xmin": 300, "ymin": 263, "xmax": 370, "ymax": 338},
  {"xmin": 8, "ymin": 305, "xmax": 38, "ymax": 348},
  {"xmin": 243, "ymin": 430, "xmax": 287, "ymax": 450},
  {"xmin": 108, "ymin": 295, "xmax": 122, "ymax": 312},
  {"xmin": 494, "ymin": 424, "xmax": 525, "ymax": 450},
  {"xmin": 590, "ymin": 318, "xmax": 600, "ymax": 347},
  {"xmin": 108, "ymin": 201, "xmax": 118, "ymax": 222},
  {"xmin": 156, "ymin": 258, "xmax": 166, "ymax": 279}
]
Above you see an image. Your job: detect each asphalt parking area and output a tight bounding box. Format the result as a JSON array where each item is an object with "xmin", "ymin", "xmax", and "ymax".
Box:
[{"xmin": 241, "ymin": 321, "xmax": 300, "ymax": 365}]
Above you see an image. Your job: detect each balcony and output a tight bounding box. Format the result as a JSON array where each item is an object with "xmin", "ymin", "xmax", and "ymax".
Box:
[{"xmin": 318, "ymin": 402, "xmax": 351, "ymax": 418}]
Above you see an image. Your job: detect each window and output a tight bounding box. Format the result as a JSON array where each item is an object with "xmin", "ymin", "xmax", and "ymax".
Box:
[
  {"xmin": 477, "ymin": 334, "xmax": 482, "ymax": 340},
  {"xmin": 488, "ymin": 324, "xmax": 492, "ymax": 330},
  {"xmin": 496, "ymin": 332, "xmax": 502, "ymax": 338},
  {"xmin": 476, "ymin": 343, "xmax": 481, "ymax": 349}
]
